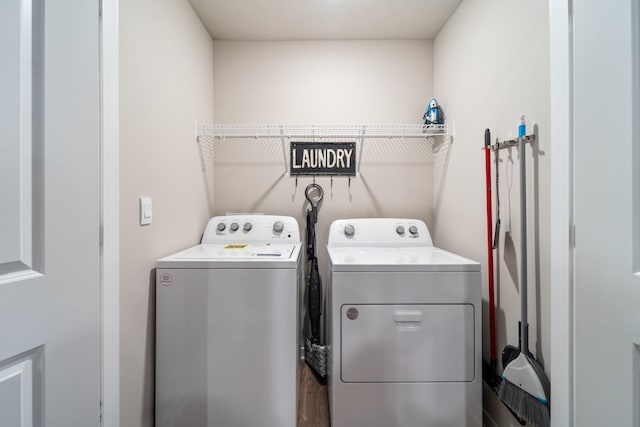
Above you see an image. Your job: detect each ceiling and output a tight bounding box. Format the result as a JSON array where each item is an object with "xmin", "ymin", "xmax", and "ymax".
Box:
[{"xmin": 187, "ymin": 0, "xmax": 463, "ymax": 41}]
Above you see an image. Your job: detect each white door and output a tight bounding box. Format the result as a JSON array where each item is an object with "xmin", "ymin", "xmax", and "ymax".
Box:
[
  {"xmin": 0, "ymin": 0, "xmax": 102, "ymax": 426},
  {"xmin": 573, "ymin": 1, "xmax": 640, "ymax": 425}
]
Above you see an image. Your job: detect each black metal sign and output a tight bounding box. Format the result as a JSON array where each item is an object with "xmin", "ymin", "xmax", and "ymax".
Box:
[{"xmin": 290, "ymin": 142, "xmax": 356, "ymax": 176}]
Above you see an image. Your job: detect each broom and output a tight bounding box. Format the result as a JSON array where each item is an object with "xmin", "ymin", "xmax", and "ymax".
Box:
[{"xmin": 498, "ymin": 118, "xmax": 550, "ymax": 426}]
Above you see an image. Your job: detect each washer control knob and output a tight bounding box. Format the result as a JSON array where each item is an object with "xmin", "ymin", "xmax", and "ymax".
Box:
[
  {"xmin": 230, "ymin": 222, "xmax": 239, "ymax": 232},
  {"xmin": 396, "ymin": 225, "xmax": 405, "ymax": 235},
  {"xmin": 243, "ymin": 222, "xmax": 252, "ymax": 232},
  {"xmin": 409, "ymin": 225, "xmax": 418, "ymax": 235},
  {"xmin": 216, "ymin": 222, "xmax": 226, "ymax": 232},
  {"xmin": 344, "ymin": 224, "xmax": 355, "ymax": 237},
  {"xmin": 273, "ymin": 221, "xmax": 284, "ymax": 233}
]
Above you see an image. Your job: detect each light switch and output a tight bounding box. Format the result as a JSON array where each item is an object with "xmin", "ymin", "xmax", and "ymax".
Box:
[{"xmin": 140, "ymin": 197, "xmax": 152, "ymax": 226}]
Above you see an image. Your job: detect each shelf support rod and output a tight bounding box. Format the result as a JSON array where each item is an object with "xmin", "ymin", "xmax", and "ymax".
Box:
[
  {"xmin": 279, "ymin": 125, "xmax": 289, "ymax": 177},
  {"xmin": 357, "ymin": 125, "xmax": 367, "ymax": 177}
]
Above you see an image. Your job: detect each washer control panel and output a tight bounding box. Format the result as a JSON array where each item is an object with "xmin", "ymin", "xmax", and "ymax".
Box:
[
  {"xmin": 202, "ymin": 215, "xmax": 301, "ymax": 243},
  {"xmin": 329, "ymin": 218, "xmax": 433, "ymax": 247}
]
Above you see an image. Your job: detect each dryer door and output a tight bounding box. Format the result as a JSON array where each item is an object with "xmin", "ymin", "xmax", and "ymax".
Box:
[{"xmin": 340, "ymin": 304, "xmax": 474, "ymax": 383}]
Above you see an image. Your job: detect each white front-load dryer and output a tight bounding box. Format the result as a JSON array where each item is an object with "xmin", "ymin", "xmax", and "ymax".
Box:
[
  {"xmin": 155, "ymin": 215, "xmax": 303, "ymax": 427},
  {"xmin": 326, "ymin": 218, "xmax": 482, "ymax": 427}
]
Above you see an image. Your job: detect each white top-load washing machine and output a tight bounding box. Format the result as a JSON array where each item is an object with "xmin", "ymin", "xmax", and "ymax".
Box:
[
  {"xmin": 155, "ymin": 215, "xmax": 303, "ymax": 427},
  {"xmin": 326, "ymin": 218, "xmax": 482, "ymax": 427}
]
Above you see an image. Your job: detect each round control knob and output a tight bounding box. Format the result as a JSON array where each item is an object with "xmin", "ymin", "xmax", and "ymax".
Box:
[
  {"xmin": 230, "ymin": 222, "xmax": 239, "ymax": 232},
  {"xmin": 409, "ymin": 225, "xmax": 418, "ymax": 235},
  {"xmin": 396, "ymin": 225, "xmax": 405, "ymax": 235},
  {"xmin": 273, "ymin": 221, "xmax": 284, "ymax": 233},
  {"xmin": 243, "ymin": 222, "xmax": 252, "ymax": 232},
  {"xmin": 344, "ymin": 224, "xmax": 355, "ymax": 237},
  {"xmin": 216, "ymin": 222, "xmax": 226, "ymax": 232}
]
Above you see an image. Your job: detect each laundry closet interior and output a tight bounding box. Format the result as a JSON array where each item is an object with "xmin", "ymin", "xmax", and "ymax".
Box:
[{"xmin": 118, "ymin": 1, "xmax": 550, "ymax": 426}]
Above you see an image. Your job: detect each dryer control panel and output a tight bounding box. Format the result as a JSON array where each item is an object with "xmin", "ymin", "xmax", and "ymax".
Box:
[
  {"xmin": 327, "ymin": 218, "xmax": 433, "ymax": 247},
  {"xmin": 202, "ymin": 215, "xmax": 300, "ymax": 244}
]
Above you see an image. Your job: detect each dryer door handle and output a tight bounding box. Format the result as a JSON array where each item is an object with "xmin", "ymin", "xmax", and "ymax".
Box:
[{"xmin": 393, "ymin": 310, "xmax": 423, "ymax": 323}]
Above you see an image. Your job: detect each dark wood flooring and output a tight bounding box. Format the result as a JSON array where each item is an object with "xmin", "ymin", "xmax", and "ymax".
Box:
[{"xmin": 298, "ymin": 364, "xmax": 330, "ymax": 427}]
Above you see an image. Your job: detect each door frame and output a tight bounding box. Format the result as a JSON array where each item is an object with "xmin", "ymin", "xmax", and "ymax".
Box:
[
  {"xmin": 549, "ymin": 0, "xmax": 574, "ymax": 425},
  {"xmin": 101, "ymin": 0, "xmax": 119, "ymax": 425},
  {"xmin": 96, "ymin": 0, "xmax": 577, "ymax": 425}
]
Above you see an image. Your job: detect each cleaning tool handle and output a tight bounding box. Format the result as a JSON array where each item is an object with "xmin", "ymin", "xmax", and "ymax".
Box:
[
  {"xmin": 518, "ymin": 117, "xmax": 529, "ymax": 354},
  {"xmin": 484, "ymin": 128, "xmax": 497, "ymax": 365},
  {"xmin": 306, "ymin": 211, "xmax": 316, "ymax": 260},
  {"xmin": 305, "ymin": 183, "xmax": 324, "ymax": 211},
  {"xmin": 518, "ymin": 115, "xmax": 526, "ymax": 137},
  {"xmin": 308, "ymin": 259, "xmax": 322, "ymax": 342}
]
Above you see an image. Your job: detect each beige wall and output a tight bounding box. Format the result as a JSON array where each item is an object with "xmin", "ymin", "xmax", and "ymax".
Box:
[
  {"xmin": 433, "ymin": 1, "xmax": 550, "ymax": 425},
  {"xmin": 119, "ymin": 0, "xmax": 214, "ymax": 425},
  {"xmin": 212, "ymin": 40, "xmax": 434, "ymax": 273}
]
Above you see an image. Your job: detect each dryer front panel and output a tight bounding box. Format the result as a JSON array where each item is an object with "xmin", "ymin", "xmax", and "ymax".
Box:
[{"xmin": 340, "ymin": 304, "xmax": 475, "ymax": 383}]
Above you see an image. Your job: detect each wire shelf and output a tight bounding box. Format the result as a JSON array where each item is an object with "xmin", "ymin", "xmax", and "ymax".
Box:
[
  {"xmin": 197, "ymin": 123, "xmax": 449, "ymax": 139},
  {"xmin": 196, "ymin": 123, "xmax": 452, "ymax": 177}
]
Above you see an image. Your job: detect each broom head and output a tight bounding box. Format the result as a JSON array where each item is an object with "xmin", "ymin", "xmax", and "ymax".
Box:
[{"xmin": 499, "ymin": 352, "xmax": 550, "ymax": 426}]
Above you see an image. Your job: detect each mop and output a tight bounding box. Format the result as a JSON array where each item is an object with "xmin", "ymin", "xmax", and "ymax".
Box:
[
  {"xmin": 483, "ymin": 129, "xmax": 499, "ymax": 386},
  {"xmin": 303, "ymin": 183, "xmax": 327, "ymax": 384},
  {"xmin": 498, "ymin": 117, "xmax": 550, "ymax": 426}
]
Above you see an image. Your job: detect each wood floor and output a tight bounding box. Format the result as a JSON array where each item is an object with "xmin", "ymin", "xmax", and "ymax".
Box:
[{"xmin": 297, "ymin": 364, "xmax": 330, "ymax": 427}]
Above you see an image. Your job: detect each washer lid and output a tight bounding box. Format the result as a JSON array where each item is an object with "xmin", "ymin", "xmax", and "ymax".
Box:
[
  {"xmin": 327, "ymin": 246, "xmax": 480, "ymax": 272},
  {"xmin": 157, "ymin": 243, "xmax": 301, "ymax": 269}
]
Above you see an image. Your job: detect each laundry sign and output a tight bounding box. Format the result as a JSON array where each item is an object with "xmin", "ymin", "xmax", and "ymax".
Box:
[{"xmin": 290, "ymin": 142, "xmax": 356, "ymax": 176}]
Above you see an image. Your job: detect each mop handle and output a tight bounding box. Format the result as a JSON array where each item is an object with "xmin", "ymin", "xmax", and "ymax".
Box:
[
  {"xmin": 484, "ymin": 129, "xmax": 497, "ymax": 365},
  {"xmin": 519, "ymin": 129, "xmax": 529, "ymax": 355}
]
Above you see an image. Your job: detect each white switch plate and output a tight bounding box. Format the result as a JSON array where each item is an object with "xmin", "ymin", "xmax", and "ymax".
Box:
[{"xmin": 140, "ymin": 197, "xmax": 152, "ymax": 225}]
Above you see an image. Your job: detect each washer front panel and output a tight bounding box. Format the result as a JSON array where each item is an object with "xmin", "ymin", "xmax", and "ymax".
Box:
[{"xmin": 156, "ymin": 267, "xmax": 301, "ymax": 427}]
